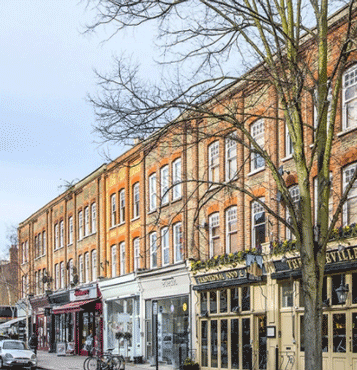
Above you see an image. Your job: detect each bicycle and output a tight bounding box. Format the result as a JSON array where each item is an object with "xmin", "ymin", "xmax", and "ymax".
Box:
[{"xmin": 84, "ymin": 347, "xmax": 125, "ymax": 370}]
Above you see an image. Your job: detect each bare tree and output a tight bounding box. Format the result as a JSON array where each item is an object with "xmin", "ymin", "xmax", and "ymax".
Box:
[{"xmin": 87, "ymin": 1, "xmax": 357, "ymax": 369}]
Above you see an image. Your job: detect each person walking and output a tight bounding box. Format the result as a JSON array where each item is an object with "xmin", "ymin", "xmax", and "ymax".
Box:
[{"xmin": 29, "ymin": 332, "xmax": 38, "ymax": 355}]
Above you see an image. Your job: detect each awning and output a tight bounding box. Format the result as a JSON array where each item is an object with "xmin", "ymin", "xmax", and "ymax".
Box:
[
  {"xmin": 52, "ymin": 299, "xmax": 98, "ymax": 315},
  {"xmin": 0, "ymin": 316, "xmax": 27, "ymax": 329}
]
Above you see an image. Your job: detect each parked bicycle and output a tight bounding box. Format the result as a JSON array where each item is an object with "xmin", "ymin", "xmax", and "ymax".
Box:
[{"xmin": 84, "ymin": 347, "xmax": 125, "ymax": 370}]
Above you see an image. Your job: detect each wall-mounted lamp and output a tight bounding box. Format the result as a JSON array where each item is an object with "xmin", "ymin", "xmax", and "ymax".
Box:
[
  {"xmin": 335, "ymin": 276, "xmax": 349, "ymax": 304},
  {"xmin": 338, "ymin": 244, "xmax": 345, "ymax": 252}
]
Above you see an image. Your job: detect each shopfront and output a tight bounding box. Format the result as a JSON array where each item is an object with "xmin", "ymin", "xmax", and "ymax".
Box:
[
  {"xmin": 29, "ymin": 295, "xmax": 50, "ymax": 350},
  {"xmin": 99, "ymin": 273, "xmax": 141, "ymax": 360},
  {"xmin": 52, "ymin": 284, "xmax": 102, "ymax": 355},
  {"xmin": 139, "ymin": 263, "xmax": 192, "ymax": 369}
]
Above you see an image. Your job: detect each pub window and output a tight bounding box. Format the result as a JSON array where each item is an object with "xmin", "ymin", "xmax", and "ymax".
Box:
[
  {"xmin": 352, "ymin": 313, "xmax": 357, "ymax": 352},
  {"xmin": 300, "ymin": 316, "xmax": 305, "ymax": 352},
  {"xmin": 211, "ymin": 320, "xmax": 218, "ymax": 368},
  {"xmin": 221, "ymin": 320, "xmax": 228, "ymax": 368},
  {"xmin": 322, "ymin": 314, "xmax": 328, "ymax": 352},
  {"xmin": 242, "ymin": 318, "xmax": 252, "ymax": 369},
  {"xmin": 281, "ymin": 281, "xmax": 294, "ymax": 307},
  {"xmin": 200, "ymin": 292, "xmax": 208, "ymax": 316},
  {"xmin": 241, "ymin": 286, "xmax": 250, "ymax": 311},
  {"xmin": 230, "ymin": 288, "xmax": 239, "ymax": 312},
  {"xmin": 332, "ymin": 274, "xmax": 345, "ymax": 306},
  {"xmin": 231, "ymin": 319, "xmax": 239, "ymax": 369},
  {"xmin": 352, "ymin": 273, "xmax": 357, "ymax": 303},
  {"xmin": 201, "ymin": 321, "xmax": 208, "ymax": 367},
  {"xmin": 210, "ymin": 291, "xmax": 217, "ymax": 314},
  {"xmin": 333, "ymin": 313, "xmax": 346, "ymax": 353},
  {"xmin": 219, "ymin": 289, "xmax": 228, "ymax": 313}
]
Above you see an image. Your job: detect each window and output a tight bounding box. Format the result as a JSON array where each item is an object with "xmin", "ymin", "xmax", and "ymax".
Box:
[
  {"xmin": 226, "ymin": 207, "xmax": 238, "ymax": 253},
  {"xmin": 209, "ymin": 213, "xmax": 220, "ymax": 258},
  {"xmin": 38, "ymin": 233, "xmax": 42, "ymax": 257},
  {"xmin": 225, "ymin": 136, "xmax": 237, "ymax": 181},
  {"xmin": 161, "ymin": 165, "xmax": 169, "ymax": 205},
  {"xmin": 54, "ymin": 224, "xmax": 59, "ymax": 250},
  {"xmin": 286, "ymin": 185, "xmax": 300, "ymax": 239},
  {"xmin": 68, "ymin": 259, "xmax": 73, "ymax": 284},
  {"xmin": 55, "ymin": 263, "xmax": 59, "ymax": 290},
  {"xmin": 281, "ymin": 281, "xmax": 294, "ymax": 307},
  {"xmin": 343, "ymin": 65, "xmax": 357, "ymax": 130},
  {"xmin": 85, "ymin": 252, "xmax": 89, "ymax": 283},
  {"xmin": 84, "ymin": 206, "xmax": 89, "ymax": 236},
  {"xmin": 173, "ymin": 222, "xmax": 183, "ymax": 263},
  {"xmin": 119, "ymin": 189, "xmax": 125, "ymax": 223},
  {"xmin": 150, "ymin": 232, "xmax": 157, "ymax": 269},
  {"xmin": 35, "ymin": 271, "xmax": 38, "ymax": 295},
  {"xmin": 42, "ymin": 231, "xmax": 46, "ymax": 255},
  {"xmin": 111, "ymin": 194, "xmax": 117, "ymax": 227},
  {"xmin": 60, "ymin": 221, "xmax": 64, "ymax": 248},
  {"xmin": 111, "ymin": 245, "xmax": 117, "ymax": 277},
  {"xmin": 161, "ymin": 227, "xmax": 170, "ymax": 266},
  {"xmin": 92, "ymin": 250, "xmax": 97, "ymax": 281},
  {"xmin": 172, "ymin": 158, "xmax": 182, "ymax": 200},
  {"xmin": 133, "ymin": 238, "xmax": 140, "ymax": 271},
  {"xmin": 78, "ymin": 211, "xmax": 83, "ymax": 240},
  {"xmin": 250, "ymin": 119, "xmax": 265, "ymax": 171},
  {"xmin": 91, "ymin": 203, "xmax": 97, "ymax": 233},
  {"xmin": 208, "ymin": 141, "xmax": 220, "ymax": 184},
  {"xmin": 251, "ymin": 199, "xmax": 265, "ymax": 247},
  {"xmin": 285, "ymin": 123, "xmax": 293, "ymax": 157},
  {"xmin": 68, "ymin": 216, "xmax": 73, "ymax": 245},
  {"xmin": 60, "ymin": 261, "xmax": 65, "ymax": 289},
  {"xmin": 79, "ymin": 255, "xmax": 83, "ymax": 284},
  {"xmin": 343, "ymin": 163, "xmax": 357, "ymax": 225},
  {"xmin": 120, "ymin": 242, "xmax": 125, "ymax": 275},
  {"xmin": 149, "ymin": 173, "xmax": 157, "ymax": 211},
  {"xmin": 133, "ymin": 183, "xmax": 140, "ymax": 219}
]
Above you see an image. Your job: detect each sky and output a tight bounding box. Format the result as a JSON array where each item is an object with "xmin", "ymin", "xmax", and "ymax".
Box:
[{"xmin": 0, "ymin": 0, "xmax": 158, "ymax": 257}]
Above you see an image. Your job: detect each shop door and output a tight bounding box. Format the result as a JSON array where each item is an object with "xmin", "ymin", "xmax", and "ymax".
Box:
[{"xmin": 253, "ymin": 315, "xmax": 267, "ymax": 370}]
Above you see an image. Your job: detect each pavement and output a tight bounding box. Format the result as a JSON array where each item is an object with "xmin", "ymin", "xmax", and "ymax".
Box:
[{"xmin": 36, "ymin": 351, "xmax": 175, "ymax": 370}]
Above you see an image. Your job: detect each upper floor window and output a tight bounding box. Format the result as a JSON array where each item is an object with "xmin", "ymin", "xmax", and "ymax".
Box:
[
  {"xmin": 172, "ymin": 158, "xmax": 182, "ymax": 200},
  {"xmin": 281, "ymin": 281, "xmax": 294, "ymax": 307},
  {"xmin": 68, "ymin": 259, "xmax": 74, "ymax": 284},
  {"xmin": 68, "ymin": 216, "xmax": 73, "ymax": 245},
  {"xmin": 42, "ymin": 231, "xmax": 46, "ymax": 256},
  {"xmin": 79, "ymin": 255, "xmax": 84, "ymax": 284},
  {"xmin": 250, "ymin": 119, "xmax": 265, "ymax": 171},
  {"xmin": 149, "ymin": 173, "xmax": 157, "ymax": 211},
  {"xmin": 84, "ymin": 206, "xmax": 89, "ymax": 236},
  {"xmin": 85, "ymin": 252, "xmax": 89, "ymax": 283},
  {"xmin": 111, "ymin": 194, "xmax": 117, "ymax": 227},
  {"xmin": 133, "ymin": 238, "xmax": 140, "ymax": 271},
  {"xmin": 226, "ymin": 206, "xmax": 237, "ymax": 253},
  {"xmin": 251, "ymin": 199, "xmax": 265, "ymax": 248},
  {"xmin": 285, "ymin": 123, "xmax": 293, "ymax": 157},
  {"xmin": 209, "ymin": 213, "xmax": 220, "ymax": 258},
  {"xmin": 343, "ymin": 65, "xmax": 357, "ymax": 130},
  {"xmin": 60, "ymin": 261, "xmax": 65, "ymax": 289},
  {"xmin": 150, "ymin": 232, "xmax": 157, "ymax": 269},
  {"xmin": 161, "ymin": 165, "xmax": 169, "ymax": 205},
  {"xmin": 54, "ymin": 224, "xmax": 59, "ymax": 250},
  {"xmin": 35, "ymin": 271, "xmax": 38, "ymax": 295},
  {"xmin": 133, "ymin": 183, "xmax": 140, "ymax": 219},
  {"xmin": 60, "ymin": 220, "xmax": 64, "ymax": 248},
  {"xmin": 119, "ymin": 189, "xmax": 125, "ymax": 224},
  {"xmin": 225, "ymin": 136, "xmax": 237, "ymax": 181},
  {"xmin": 78, "ymin": 211, "xmax": 83, "ymax": 240},
  {"xmin": 55, "ymin": 263, "xmax": 60, "ymax": 290},
  {"xmin": 173, "ymin": 222, "xmax": 183, "ymax": 263},
  {"xmin": 208, "ymin": 141, "xmax": 220, "ymax": 184},
  {"xmin": 111, "ymin": 245, "xmax": 117, "ymax": 277},
  {"xmin": 120, "ymin": 242, "xmax": 126, "ymax": 275},
  {"xmin": 286, "ymin": 185, "xmax": 300, "ymax": 239},
  {"xmin": 343, "ymin": 163, "xmax": 357, "ymax": 225},
  {"xmin": 37, "ymin": 233, "xmax": 42, "ymax": 257},
  {"xmin": 91, "ymin": 203, "xmax": 97, "ymax": 233},
  {"xmin": 91, "ymin": 250, "xmax": 97, "ymax": 281},
  {"xmin": 161, "ymin": 227, "xmax": 170, "ymax": 266}
]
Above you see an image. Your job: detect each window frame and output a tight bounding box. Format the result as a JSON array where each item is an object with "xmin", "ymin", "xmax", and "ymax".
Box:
[
  {"xmin": 133, "ymin": 183, "xmax": 140, "ymax": 219},
  {"xmin": 225, "ymin": 206, "xmax": 237, "ymax": 254},
  {"xmin": 208, "ymin": 141, "xmax": 220, "ymax": 184},
  {"xmin": 111, "ymin": 245, "xmax": 117, "ymax": 277},
  {"xmin": 161, "ymin": 227, "xmax": 170, "ymax": 266},
  {"xmin": 343, "ymin": 163, "xmax": 357, "ymax": 225},
  {"xmin": 225, "ymin": 136, "xmax": 237, "ymax": 181},
  {"xmin": 84, "ymin": 206, "xmax": 89, "ymax": 236},
  {"xmin": 79, "ymin": 255, "xmax": 84, "ymax": 284},
  {"xmin": 161, "ymin": 165, "xmax": 169, "ymax": 205},
  {"xmin": 120, "ymin": 241, "xmax": 126, "ymax": 275},
  {"xmin": 91, "ymin": 250, "xmax": 97, "ymax": 281},
  {"xmin": 172, "ymin": 158, "xmax": 182, "ymax": 200},
  {"xmin": 150, "ymin": 232, "xmax": 157, "ymax": 269},
  {"xmin": 111, "ymin": 194, "xmax": 117, "ymax": 227},
  {"xmin": 173, "ymin": 222, "xmax": 183, "ymax": 263},
  {"xmin": 149, "ymin": 173, "xmax": 157, "ymax": 212},
  {"xmin": 209, "ymin": 213, "xmax": 220, "ymax": 258},
  {"xmin": 342, "ymin": 65, "xmax": 357, "ymax": 131},
  {"xmin": 250, "ymin": 119, "xmax": 265, "ymax": 172},
  {"xmin": 68, "ymin": 216, "xmax": 73, "ymax": 245},
  {"xmin": 78, "ymin": 211, "xmax": 83, "ymax": 240},
  {"xmin": 91, "ymin": 203, "xmax": 97, "ymax": 233},
  {"xmin": 251, "ymin": 198, "xmax": 266, "ymax": 248},
  {"xmin": 133, "ymin": 238, "xmax": 140, "ymax": 271}
]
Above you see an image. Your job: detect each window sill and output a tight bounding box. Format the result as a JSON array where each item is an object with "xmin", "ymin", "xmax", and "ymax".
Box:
[
  {"xmin": 118, "ymin": 221, "xmax": 126, "ymax": 227},
  {"xmin": 172, "ymin": 196, "xmax": 182, "ymax": 204},
  {"xmin": 34, "ymin": 254, "xmax": 46, "ymax": 261},
  {"xmin": 337, "ymin": 126, "xmax": 357, "ymax": 138},
  {"xmin": 248, "ymin": 167, "xmax": 265, "ymax": 177},
  {"xmin": 54, "ymin": 246, "xmax": 64, "ymax": 252},
  {"xmin": 131, "ymin": 216, "xmax": 140, "ymax": 222},
  {"xmin": 148, "ymin": 209, "xmax": 157, "ymax": 215},
  {"xmin": 67, "ymin": 243, "xmax": 73, "ymax": 247},
  {"xmin": 281, "ymin": 155, "xmax": 293, "ymax": 162},
  {"xmin": 109, "ymin": 225, "xmax": 117, "ymax": 231}
]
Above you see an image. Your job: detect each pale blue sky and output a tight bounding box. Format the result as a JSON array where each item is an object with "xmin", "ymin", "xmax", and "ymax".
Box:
[{"xmin": 0, "ymin": 0, "xmax": 157, "ymax": 257}]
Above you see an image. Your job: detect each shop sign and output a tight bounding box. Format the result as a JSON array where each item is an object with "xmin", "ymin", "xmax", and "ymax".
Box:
[
  {"xmin": 162, "ymin": 277, "xmax": 177, "ymax": 288},
  {"xmin": 285, "ymin": 246, "xmax": 357, "ymax": 271},
  {"xmin": 194, "ymin": 268, "xmax": 248, "ymax": 285},
  {"xmin": 70, "ymin": 285, "xmax": 97, "ymax": 301}
]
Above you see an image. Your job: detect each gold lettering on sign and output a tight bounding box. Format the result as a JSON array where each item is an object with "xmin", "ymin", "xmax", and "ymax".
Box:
[
  {"xmin": 326, "ymin": 253, "xmax": 331, "ymax": 264},
  {"xmin": 330, "ymin": 252, "xmax": 337, "ymax": 263},
  {"xmin": 348, "ymin": 248, "xmax": 353, "ymax": 260},
  {"xmin": 353, "ymin": 247, "xmax": 357, "ymax": 259}
]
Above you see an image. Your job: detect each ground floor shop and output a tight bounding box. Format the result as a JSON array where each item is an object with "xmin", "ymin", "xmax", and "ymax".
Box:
[{"xmin": 30, "ymin": 295, "xmax": 51, "ymax": 350}]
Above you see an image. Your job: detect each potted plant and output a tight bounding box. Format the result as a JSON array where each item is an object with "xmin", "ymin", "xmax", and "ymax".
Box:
[
  {"xmin": 123, "ymin": 332, "xmax": 132, "ymax": 361},
  {"xmin": 183, "ymin": 357, "xmax": 199, "ymax": 370},
  {"xmin": 115, "ymin": 332, "xmax": 124, "ymax": 355}
]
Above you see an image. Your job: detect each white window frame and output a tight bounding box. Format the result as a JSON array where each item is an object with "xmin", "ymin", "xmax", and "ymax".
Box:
[
  {"xmin": 226, "ymin": 206, "xmax": 237, "ymax": 254},
  {"xmin": 251, "ymin": 198, "xmax": 266, "ymax": 248},
  {"xmin": 250, "ymin": 119, "xmax": 265, "ymax": 172},
  {"xmin": 54, "ymin": 224, "xmax": 59, "ymax": 250},
  {"xmin": 55, "ymin": 263, "xmax": 59, "ymax": 290},
  {"xmin": 343, "ymin": 163, "xmax": 357, "ymax": 225},
  {"xmin": 150, "ymin": 232, "xmax": 157, "ymax": 269},
  {"xmin": 91, "ymin": 203, "xmax": 97, "ymax": 233},
  {"xmin": 42, "ymin": 231, "xmax": 46, "ymax": 256},
  {"xmin": 286, "ymin": 185, "xmax": 300, "ymax": 239},
  {"xmin": 79, "ymin": 255, "xmax": 84, "ymax": 284},
  {"xmin": 225, "ymin": 136, "xmax": 237, "ymax": 181},
  {"xmin": 209, "ymin": 213, "xmax": 220, "ymax": 258},
  {"xmin": 161, "ymin": 165, "xmax": 169, "ymax": 205},
  {"xmin": 111, "ymin": 245, "xmax": 117, "ymax": 277},
  {"xmin": 208, "ymin": 141, "xmax": 220, "ymax": 184},
  {"xmin": 120, "ymin": 242, "xmax": 126, "ymax": 275},
  {"xmin": 343, "ymin": 65, "xmax": 357, "ymax": 131},
  {"xmin": 60, "ymin": 261, "xmax": 65, "ymax": 289},
  {"xmin": 91, "ymin": 250, "xmax": 97, "ymax": 281},
  {"xmin": 134, "ymin": 238, "xmax": 140, "ymax": 271},
  {"xmin": 133, "ymin": 183, "xmax": 140, "ymax": 219},
  {"xmin": 60, "ymin": 221, "xmax": 64, "ymax": 248},
  {"xmin": 68, "ymin": 216, "xmax": 73, "ymax": 245},
  {"xmin": 149, "ymin": 173, "xmax": 157, "ymax": 211},
  {"xmin": 173, "ymin": 222, "xmax": 183, "ymax": 263},
  {"xmin": 111, "ymin": 194, "xmax": 117, "ymax": 227},
  {"xmin": 78, "ymin": 211, "xmax": 83, "ymax": 240},
  {"xmin": 172, "ymin": 158, "xmax": 182, "ymax": 200},
  {"xmin": 69, "ymin": 259, "xmax": 74, "ymax": 284},
  {"xmin": 285, "ymin": 123, "xmax": 293, "ymax": 157},
  {"xmin": 161, "ymin": 227, "xmax": 170, "ymax": 266},
  {"xmin": 84, "ymin": 206, "xmax": 89, "ymax": 236},
  {"xmin": 119, "ymin": 189, "xmax": 125, "ymax": 224},
  {"xmin": 85, "ymin": 252, "xmax": 89, "ymax": 283}
]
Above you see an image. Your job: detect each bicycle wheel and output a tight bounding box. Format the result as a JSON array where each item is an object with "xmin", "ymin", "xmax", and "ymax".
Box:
[
  {"xmin": 87, "ymin": 357, "xmax": 101, "ymax": 370},
  {"xmin": 111, "ymin": 356, "xmax": 121, "ymax": 370},
  {"xmin": 83, "ymin": 357, "xmax": 90, "ymax": 370}
]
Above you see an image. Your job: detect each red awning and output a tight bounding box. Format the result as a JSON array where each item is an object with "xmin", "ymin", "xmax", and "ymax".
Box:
[{"xmin": 52, "ymin": 299, "xmax": 98, "ymax": 315}]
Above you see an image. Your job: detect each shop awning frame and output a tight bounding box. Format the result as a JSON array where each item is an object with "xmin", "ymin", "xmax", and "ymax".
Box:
[
  {"xmin": 52, "ymin": 299, "xmax": 99, "ymax": 315},
  {"xmin": 0, "ymin": 316, "xmax": 28, "ymax": 329}
]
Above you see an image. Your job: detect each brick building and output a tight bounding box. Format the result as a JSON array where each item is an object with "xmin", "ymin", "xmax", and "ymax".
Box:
[{"xmin": 0, "ymin": 245, "xmax": 18, "ymax": 307}]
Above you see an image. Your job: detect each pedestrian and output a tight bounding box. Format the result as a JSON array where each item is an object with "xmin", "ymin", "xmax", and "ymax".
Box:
[{"xmin": 29, "ymin": 332, "xmax": 38, "ymax": 355}]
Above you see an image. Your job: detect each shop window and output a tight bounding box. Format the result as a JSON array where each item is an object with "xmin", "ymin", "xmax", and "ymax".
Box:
[
  {"xmin": 230, "ymin": 288, "xmax": 239, "ymax": 312},
  {"xmin": 251, "ymin": 199, "xmax": 265, "ymax": 248},
  {"xmin": 219, "ymin": 289, "xmax": 228, "ymax": 313},
  {"xmin": 353, "ymin": 273, "xmax": 357, "ymax": 303},
  {"xmin": 242, "ymin": 318, "xmax": 251, "ymax": 369},
  {"xmin": 210, "ymin": 291, "xmax": 217, "ymax": 314},
  {"xmin": 281, "ymin": 281, "xmax": 293, "ymax": 307},
  {"xmin": 352, "ymin": 313, "xmax": 357, "ymax": 352},
  {"xmin": 201, "ymin": 321, "xmax": 208, "ymax": 367},
  {"xmin": 211, "ymin": 320, "xmax": 218, "ymax": 368},
  {"xmin": 241, "ymin": 286, "xmax": 250, "ymax": 312},
  {"xmin": 200, "ymin": 292, "xmax": 208, "ymax": 316},
  {"xmin": 332, "ymin": 274, "xmax": 346, "ymax": 306},
  {"xmin": 333, "ymin": 313, "xmax": 346, "ymax": 353},
  {"xmin": 221, "ymin": 320, "xmax": 228, "ymax": 368},
  {"xmin": 231, "ymin": 319, "xmax": 239, "ymax": 369},
  {"xmin": 322, "ymin": 315, "xmax": 328, "ymax": 352}
]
